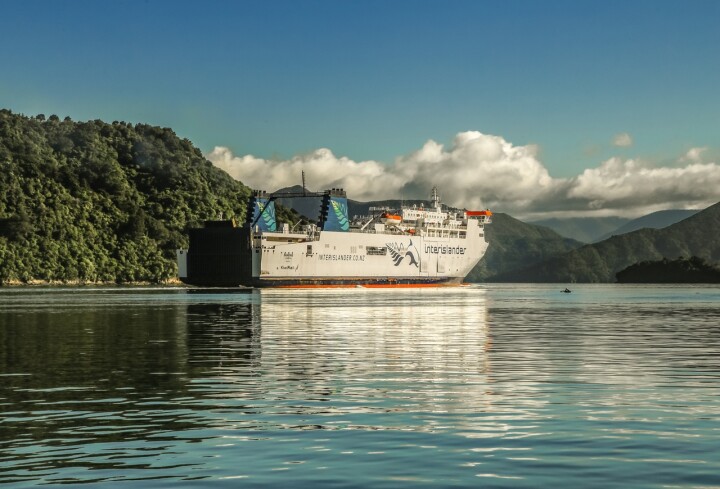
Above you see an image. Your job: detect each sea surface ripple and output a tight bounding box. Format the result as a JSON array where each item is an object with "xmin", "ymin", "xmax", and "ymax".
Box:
[{"xmin": 1, "ymin": 284, "xmax": 719, "ymax": 487}]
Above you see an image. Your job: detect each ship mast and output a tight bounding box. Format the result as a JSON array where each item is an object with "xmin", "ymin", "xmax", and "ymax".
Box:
[{"xmin": 431, "ymin": 186, "xmax": 441, "ymax": 211}]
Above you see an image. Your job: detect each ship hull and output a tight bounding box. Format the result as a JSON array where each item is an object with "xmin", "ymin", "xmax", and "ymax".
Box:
[
  {"xmin": 179, "ymin": 273, "xmax": 466, "ymax": 289},
  {"xmin": 247, "ymin": 276, "xmax": 464, "ymax": 288}
]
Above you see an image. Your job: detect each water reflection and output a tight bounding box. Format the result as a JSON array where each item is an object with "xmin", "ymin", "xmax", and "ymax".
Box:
[
  {"xmin": 250, "ymin": 289, "xmax": 494, "ymax": 417},
  {"xmin": 178, "ymin": 289, "xmax": 499, "ymax": 436},
  {"xmin": 185, "ymin": 301, "xmax": 259, "ymax": 369},
  {"xmin": 1, "ymin": 286, "xmax": 720, "ymax": 487}
]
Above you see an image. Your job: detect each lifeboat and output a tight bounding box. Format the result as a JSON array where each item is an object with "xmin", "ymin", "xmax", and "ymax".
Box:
[
  {"xmin": 466, "ymin": 210, "xmax": 493, "ymax": 217},
  {"xmin": 380, "ymin": 212, "xmax": 402, "ymax": 224}
]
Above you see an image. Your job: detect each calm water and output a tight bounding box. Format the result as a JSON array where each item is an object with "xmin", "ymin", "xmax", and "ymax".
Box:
[{"xmin": 1, "ymin": 285, "xmax": 719, "ymax": 487}]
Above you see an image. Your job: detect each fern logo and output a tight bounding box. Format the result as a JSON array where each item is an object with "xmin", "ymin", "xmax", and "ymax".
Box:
[
  {"xmin": 330, "ymin": 199, "xmax": 349, "ymax": 231},
  {"xmin": 387, "ymin": 240, "xmax": 420, "ymax": 268},
  {"xmin": 256, "ymin": 201, "xmax": 277, "ymax": 231}
]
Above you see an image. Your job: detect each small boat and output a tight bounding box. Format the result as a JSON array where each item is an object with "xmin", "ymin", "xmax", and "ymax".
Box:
[
  {"xmin": 380, "ymin": 213, "xmax": 402, "ymax": 224},
  {"xmin": 562, "ymin": 288, "xmax": 572, "ymax": 293}
]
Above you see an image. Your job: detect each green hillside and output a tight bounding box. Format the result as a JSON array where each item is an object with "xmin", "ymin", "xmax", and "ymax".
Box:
[
  {"xmin": 468, "ymin": 213, "xmax": 583, "ymax": 281},
  {"xmin": 492, "ymin": 202, "xmax": 720, "ymax": 282},
  {"xmin": 0, "ymin": 110, "xmax": 297, "ymax": 284}
]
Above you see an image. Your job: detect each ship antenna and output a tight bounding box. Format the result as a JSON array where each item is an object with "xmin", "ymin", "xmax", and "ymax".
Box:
[{"xmin": 431, "ymin": 186, "xmax": 440, "ymax": 210}]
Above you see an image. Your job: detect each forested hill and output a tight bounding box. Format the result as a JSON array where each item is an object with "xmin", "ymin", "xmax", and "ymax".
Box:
[
  {"xmin": 466, "ymin": 213, "xmax": 583, "ymax": 282},
  {"xmin": 0, "ymin": 110, "xmax": 282, "ymax": 284},
  {"xmin": 491, "ymin": 201, "xmax": 720, "ymax": 283},
  {"xmin": 616, "ymin": 256, "xmax": 720, "ymax": 283}
]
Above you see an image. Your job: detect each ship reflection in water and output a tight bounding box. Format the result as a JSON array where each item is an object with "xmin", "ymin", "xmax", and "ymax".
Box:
[{"xmin": 188, "ymin": 288, "xmax": 498, "ymax": 432}]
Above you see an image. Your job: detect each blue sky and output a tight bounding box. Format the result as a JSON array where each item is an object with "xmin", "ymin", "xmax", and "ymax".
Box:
[{"xmin": 2, "ymin": 0, "xmax": 719, "ymax": 216}]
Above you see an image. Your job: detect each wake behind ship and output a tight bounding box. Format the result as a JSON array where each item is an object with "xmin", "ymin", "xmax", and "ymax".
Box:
[{"xmin": 177, "ymin": 187, "xmax": 491, "ymax": 287}]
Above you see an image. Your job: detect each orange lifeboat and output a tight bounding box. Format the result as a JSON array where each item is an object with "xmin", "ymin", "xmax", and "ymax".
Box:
[
  {"xmin": 380, "ymin": 212, "xmax": 402, "ymax": 224},
  {"xmin": 466, "ymin": 210, "xmax": 493, "ymax": 217}
]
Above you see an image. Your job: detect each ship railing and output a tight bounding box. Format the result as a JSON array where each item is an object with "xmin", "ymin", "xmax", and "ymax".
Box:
[{"xmin": 348, "ymin": 227, "xmax": 408, "ymax": 235}]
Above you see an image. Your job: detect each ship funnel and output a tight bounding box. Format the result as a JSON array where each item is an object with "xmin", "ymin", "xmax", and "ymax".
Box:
[
  {"xmin": 319, "ymin": 188, "xmax": 349, "ymax": 232},
  {"xmin": 244, "ymin": 190, "xmax": 277, "ymax": 231}
]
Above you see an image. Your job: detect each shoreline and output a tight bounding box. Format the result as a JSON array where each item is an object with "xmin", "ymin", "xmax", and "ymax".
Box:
[{"xmin": 0, "ymin": 277, "xmax": 185, "ymax": 287}]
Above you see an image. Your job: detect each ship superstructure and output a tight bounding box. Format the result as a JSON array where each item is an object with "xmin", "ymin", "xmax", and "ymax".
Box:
[{"xmin": 177, "ymin": 187, "xmax": 491, "ymax": 287}]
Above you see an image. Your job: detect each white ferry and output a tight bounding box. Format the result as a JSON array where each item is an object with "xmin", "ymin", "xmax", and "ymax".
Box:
[{"xmin": 177, "ymin": 187, "xmax": 491, "ymax": 287}]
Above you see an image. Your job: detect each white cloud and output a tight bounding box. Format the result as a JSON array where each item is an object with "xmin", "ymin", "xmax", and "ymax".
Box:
[
  {"xmin": 680, "ymin": 147, "xmax": 707, "ymax": 163},
  {"xmin": 613, "ymin": 132, "xmax": 633, "ymax": 147},
  {"xmin": 207, "ymin": 146, "xmax": 404, "ymax": 202},
  {"xmin": 208, "ymin": 132, "xmax": 556, "ymax": 212},
  {"xmin": 566, "ymin": 157, "xmax": 720, "ymax": 214},
  {"xmin": 206, "ymin": 132, "xmax": 720, "ymax": 219}
]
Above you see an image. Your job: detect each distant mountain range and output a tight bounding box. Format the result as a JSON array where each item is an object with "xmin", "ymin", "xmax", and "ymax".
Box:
[
  {"xmin": 529, "ymin": 216, "xmax": 629, "ymax": 243},
  {"xmin": 492, "ymin": 201, "xmax": 720, "ymax": 282},
  {"xmin": 594, "ymin": 209, "xmax": 700, "ymax": 241},
  {"xmin": 532, "ymin": 209, "xmax": 700, "ymax": 243}
]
